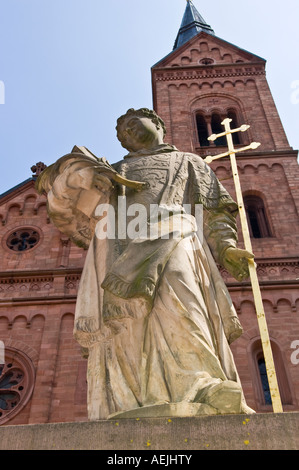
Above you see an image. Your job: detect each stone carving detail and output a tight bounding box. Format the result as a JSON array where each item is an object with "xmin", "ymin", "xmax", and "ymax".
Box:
[
  {"xmin": 65, "ymin": 275, "xmax": 81, "ymax": 293},
  {"xmin": 0, "ymin": 276, "xmax": 54, "ymax": 298},
  {"xmin": 31, "ymin": 162, "xmax": 47, "ymax": 177}
]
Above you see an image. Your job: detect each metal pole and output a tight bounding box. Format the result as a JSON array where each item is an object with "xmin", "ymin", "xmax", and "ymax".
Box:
[{"xmin": 206, "ymin": 118, "xmax": 283, "ymax": 413}]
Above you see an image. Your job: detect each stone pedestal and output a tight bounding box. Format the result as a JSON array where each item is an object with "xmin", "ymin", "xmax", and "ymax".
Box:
[{"xmin": 0, "ymin": 412, "xmax": 298, "ymax": 450}]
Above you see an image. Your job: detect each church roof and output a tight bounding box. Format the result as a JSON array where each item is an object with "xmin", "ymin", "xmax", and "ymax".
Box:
[
  {"xmin": 0, "ymin": 178, "xmax": 34, "ymax": 200},
  {"xmin": 152, "ymin": 1, "xmax": 265, "ymax": 69},
  {"xmin": 0, "ymin": 163, "xmax": 46, "ymax": 202},
  {"xmin": 173, "ymin": 0, "xmax": 214, "ymax": 50}
]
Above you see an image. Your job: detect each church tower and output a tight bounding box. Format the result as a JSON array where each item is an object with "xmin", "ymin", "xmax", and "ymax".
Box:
[{"xmin": 152, "ymin": 1, "xmax": 299, "ymax": 412}]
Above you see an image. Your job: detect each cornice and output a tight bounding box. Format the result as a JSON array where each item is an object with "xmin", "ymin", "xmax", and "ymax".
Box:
[
  {"xmin": 255, "ymin": 257, "xmax": 299, "ymax": 267},
  {"xmin": 0, "ymin": 267, "xmax": 83, "ymax": 281},
  {"xmin": 152, "ymin": 62, "xmax": 265, "ymax": 82},
  {"xmin": 220, "ymin": 257, "xmax": 299, "ymax": 290},
  {"xmin": 0, "ymin": 296, "xmax": 77, "ymax": 307},
  {"xmin": 0, "ymin": 268, "xmax": 83, "ymax": 307},
  {"xmin": 227, "ymin": 280, "xmax": 299, "ymax": 290},
  {"xmin": 200, "ymin": 148, "xmax": 298, "ymax": 160}
]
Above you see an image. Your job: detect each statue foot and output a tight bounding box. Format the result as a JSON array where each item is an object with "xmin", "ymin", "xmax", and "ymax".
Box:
[{"xmin": 202, "ymin": 380, "xmax": 243, "ymax": 414}]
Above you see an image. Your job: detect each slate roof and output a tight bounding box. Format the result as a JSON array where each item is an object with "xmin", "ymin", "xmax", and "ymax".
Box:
[{"xmin": 173, "ymin": 0, "xmax": 215, "ymax": 50}]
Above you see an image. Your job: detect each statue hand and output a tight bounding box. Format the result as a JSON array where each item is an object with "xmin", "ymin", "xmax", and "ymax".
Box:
[
  {"xmin": 222, "ymin": 247, "xmax": 254, "ymax": 282},
  {"xmin": 67, "ymin": 166, "xmax": 113, "ymax": 192},
  {"xmin": 93, "ymin": 171, "xmax": 113, "ymax": 192}
]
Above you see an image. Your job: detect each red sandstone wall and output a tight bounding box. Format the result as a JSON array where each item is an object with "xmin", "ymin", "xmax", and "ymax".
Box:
[{"xmin": 0, "ymin": 181, "xmax": 88, "ymax": 425}]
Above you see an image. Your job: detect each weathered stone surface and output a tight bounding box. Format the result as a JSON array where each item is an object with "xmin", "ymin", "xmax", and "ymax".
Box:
[{"xmin": 0, "ymin": 412, "xmax": 298, "ymax": 450}]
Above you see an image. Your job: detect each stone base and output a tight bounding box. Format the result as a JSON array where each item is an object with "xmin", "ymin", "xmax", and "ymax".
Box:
[
  {"xmin": 108, "ymin": 402, "xmax": 218, "ymax": 419},
  {"xmin": 0, "ymin": 412, "xmax": 298, "ymax": 450}
]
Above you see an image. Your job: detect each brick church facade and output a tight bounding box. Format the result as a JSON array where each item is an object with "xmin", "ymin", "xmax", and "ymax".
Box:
[{"xmin": 1, "ymin": 1, "xmax": 299, "ymax": 425}]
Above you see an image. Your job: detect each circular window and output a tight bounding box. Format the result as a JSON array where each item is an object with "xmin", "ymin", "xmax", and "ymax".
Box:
[
  {"xmin": 0, "ymin": 347, "xmax": 35, "ymax": 425},
  {"xmin": 200, "ymin": 58, "xmax": 214, "ymax": 65},
  {"xmin": 6, "ymin": 228, "xmax": 40, "ymax": 252}
]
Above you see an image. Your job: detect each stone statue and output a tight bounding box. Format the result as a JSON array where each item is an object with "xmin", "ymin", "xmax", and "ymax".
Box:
[{"xmin": 37, "ymin": 108, "xmax": 255, "ymax": 419}]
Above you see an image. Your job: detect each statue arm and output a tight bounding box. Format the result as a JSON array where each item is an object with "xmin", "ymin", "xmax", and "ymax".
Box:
[
  {"xmin": 203, "ymin": 207, "xmax": 254, "ymax": 281},
  {"xmin": 203, "ymin": 207, "xmax": 238, "ymax": 264},
  {"xmin": 188, "ymin": 154, "xmax": 254, "ymax": 281}
]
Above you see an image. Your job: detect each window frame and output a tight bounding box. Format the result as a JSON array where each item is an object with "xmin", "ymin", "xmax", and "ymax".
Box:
[
  {"xmin": 250, "ymin": 339, "xmax": 293, "ymax": 411},
  {"xmin": 243, "ymin": 194, "xmax": 273, "ymax": 239},
  {"xmin": 194, "ymin": 106, "xmax": 245, "ymax": 149}
]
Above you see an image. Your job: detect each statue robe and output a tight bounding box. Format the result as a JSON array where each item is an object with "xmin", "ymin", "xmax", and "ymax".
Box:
[{"xmin": 69, "ymin": 146, "xmax": 250, "ymax": 419}]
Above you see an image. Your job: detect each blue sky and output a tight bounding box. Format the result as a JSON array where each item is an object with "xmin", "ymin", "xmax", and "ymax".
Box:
[{"xmin": 0, "ymin": 0, "xmax": 298, "ymax": 194}]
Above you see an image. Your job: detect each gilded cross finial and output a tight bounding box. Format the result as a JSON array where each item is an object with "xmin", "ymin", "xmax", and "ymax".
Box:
[
  {"xmin": 204, "ymin": 119, "xmax": 261, "ymax": 164},
  {"xmin": 204, "ymin": 119, "xmax": 283, "ymax": 414}
]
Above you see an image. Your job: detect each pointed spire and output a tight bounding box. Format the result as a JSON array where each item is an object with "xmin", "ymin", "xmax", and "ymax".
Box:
[{"xmin": 173, "ymin": 1, "xmax": 214, "ymax": 50}]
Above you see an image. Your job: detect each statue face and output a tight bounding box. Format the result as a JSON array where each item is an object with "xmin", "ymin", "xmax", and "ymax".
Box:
[{"xmin": 120, "ymin": 116, "xmax": 163, "ymax": 152}]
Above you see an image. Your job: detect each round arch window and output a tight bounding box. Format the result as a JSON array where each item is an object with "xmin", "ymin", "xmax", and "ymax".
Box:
[
  {"xmin": 6, "ymin": 228, "xmax": 40, "ymax": 252},
  {"xmin": 0, "ymin": 347, "xmax": 35, "ymax": 425}
]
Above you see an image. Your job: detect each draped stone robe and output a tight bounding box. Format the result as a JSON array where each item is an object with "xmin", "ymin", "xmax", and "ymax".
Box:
[{"xmin": 68, "ymin": 145, "xmax": 249, "ymax": 419}]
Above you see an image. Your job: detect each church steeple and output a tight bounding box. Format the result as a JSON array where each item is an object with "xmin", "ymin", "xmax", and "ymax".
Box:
[{"xmin": 173, "ymin": 1, "xmax": 214, "ymax": 50}]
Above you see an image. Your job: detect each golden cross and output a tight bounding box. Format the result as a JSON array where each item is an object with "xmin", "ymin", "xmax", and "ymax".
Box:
[{"xmin": 204, "ymin": 118, "xmax": 283, "ymax": 414}]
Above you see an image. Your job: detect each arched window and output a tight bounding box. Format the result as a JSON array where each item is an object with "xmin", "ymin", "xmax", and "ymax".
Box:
[
  {"xmin": 227, "ymin": 110, "xmax": 240, "ymax": 145},
  {"xmin": 251, "ymin": 340, "xmax": 293, "ymax": 410},
  {"xmin": 211, "ymin": 113, "xmax": 226, "ymax": 146},
  {"xmin": 196, "ymin": 114, "xmax": 210, "ymax": 147},
  {"xmin": 257, "ymin": 356, "xmax": 272, "ymax": 405},
  {"xmin": 195, "ymin": 108, "xmax": 244, "ymax": 148},
  {"xmin": 244, "ymin": 195, "xmax": 272, "ymax": 238}
]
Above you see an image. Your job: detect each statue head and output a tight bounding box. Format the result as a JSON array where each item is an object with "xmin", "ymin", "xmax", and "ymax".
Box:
[{"xmin": 116, "ymin": 108, "xmax": 166, "ymax": 152}]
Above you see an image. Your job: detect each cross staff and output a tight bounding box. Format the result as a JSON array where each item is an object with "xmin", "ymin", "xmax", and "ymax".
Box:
[{"xmin": 204, "ymin": 118, "xmax": 283, "ymax": 413}]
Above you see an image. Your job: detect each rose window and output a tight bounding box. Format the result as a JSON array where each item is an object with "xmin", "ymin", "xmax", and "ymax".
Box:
[
  {"xmin": 0, "ymin": 364, "xmax": 24, "ymax": 413},
  {"xmin": 0, "ymin": 348, "xmax": 35, "ymax": 425},
  {"xmin": 6, "ymin": 228, "xmax": 40, "ymax": 252}
]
